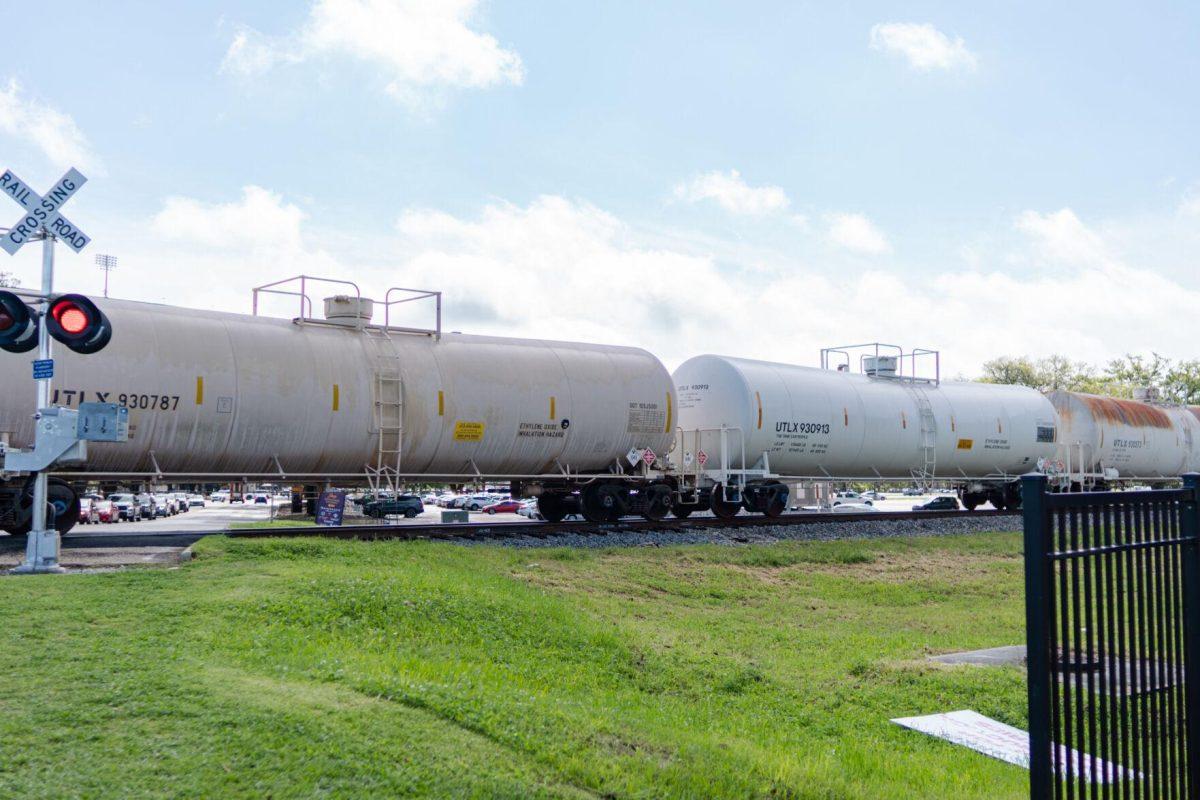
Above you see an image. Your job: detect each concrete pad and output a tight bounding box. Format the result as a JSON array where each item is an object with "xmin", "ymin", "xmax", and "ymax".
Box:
[
  {"xmin": 930, "ymin": 645, "xmax": 1027, "ymax": 666},
  {"xmin": 0, "ymin": 546, "xmax": 188, "ymax": 572}
]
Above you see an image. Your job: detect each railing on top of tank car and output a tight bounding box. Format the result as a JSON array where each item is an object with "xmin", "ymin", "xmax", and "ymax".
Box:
[
  {"xmin": 383, "ymin": 287, "xmax": 442, "ymax": 338},
  {"xmin": 251, "ymin": 275, "xmax": 362, "ymax": 327}
]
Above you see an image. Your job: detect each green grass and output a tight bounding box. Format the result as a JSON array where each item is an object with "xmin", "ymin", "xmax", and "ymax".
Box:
[
  {"xmin": 229, "ymin": 517, "xmax": 318, "ymax": 529},
  {"xmin": 0, "ymin": 531, "xmax": 1031, "ymax": 799}
]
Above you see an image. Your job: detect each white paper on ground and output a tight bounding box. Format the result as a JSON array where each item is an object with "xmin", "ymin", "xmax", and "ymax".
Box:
[{"xmin": 891, "ymin": 709, "xmax": 1139, "ymax": 783}]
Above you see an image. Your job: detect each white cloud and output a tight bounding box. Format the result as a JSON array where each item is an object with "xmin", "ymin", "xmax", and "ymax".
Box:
[
  {"xmin": 1179, "ymin": 188, "xmax": 1200, "ymax": 218},
  {"xmin": 222, "ymin": 0, "xmax": 524, "ymax": 104},
  {"xmin": 825, "ymin": 212, "xmax": 890, "ymax": 255},
  {"xmin": 387, "ymin": 197, "xmax": 1199, "ymax": 372},
  {"xmin": 673, "ymin": 170, "xmax": 790, "ymax": 215},
  {"xmin": 152, "ymin": 186, "xmax": 307, "ymax": 250},
  {"xmin": 1015, "ymin": 208, "xmax": 1109, "ymax": 265},
  {"xmin": 869, "ymin": 22, "xmax": 977, "ymax": 73},
  {"xmin": 0, "ymin": 78, "xmax": 103, "ymax": 173}
]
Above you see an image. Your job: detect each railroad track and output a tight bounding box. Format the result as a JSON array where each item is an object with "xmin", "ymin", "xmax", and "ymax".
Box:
[{"xmin": 0, "ymin": 508, "xmax": 1021, "ymax": 551}]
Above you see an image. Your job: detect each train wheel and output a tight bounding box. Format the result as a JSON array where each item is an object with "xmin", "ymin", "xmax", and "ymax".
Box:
[
  {"xmin": 9, "ymin": 478, "xmax": 80, "ymax": 536},
  {"xmin": 641, "ymin": 484, "xmax": 672, "ymax": 521},
  {"xmin": 537, "ymin": 493, "xmax": 569, "ymax": 523},
  {"xmin": 582, "ymin": 483, "xmax": 625, "ymax": 523},
  {"xmin": 709, "ymin": 484, "xmax": 741, "ymax": 521},
  {"xmin": 671, "ymin": 503, "xmax": 695, "ymax": 519},
  {"xmin": 760, "ymin": 481, "xmax": 788, "ymax": 518}
]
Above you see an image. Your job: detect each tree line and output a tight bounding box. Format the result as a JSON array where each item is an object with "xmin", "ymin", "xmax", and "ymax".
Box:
[{"xmin": 978, "ymin": 353, "xmax": 1200, "ymax": 405}]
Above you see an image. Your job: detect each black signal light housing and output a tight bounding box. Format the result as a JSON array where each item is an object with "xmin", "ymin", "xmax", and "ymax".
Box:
[
  {"xmin": 0, "ymin": 291, "xmax": 38, "ymax": 353},
  {"xmin": 45, "ymin": 294, "xmax": 111, "ymax": 354}
]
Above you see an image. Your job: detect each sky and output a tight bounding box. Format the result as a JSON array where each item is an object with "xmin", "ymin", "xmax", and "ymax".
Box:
[{"xmin": 0, "ymin": 0, "xmax": 1197, "ymax": 376}]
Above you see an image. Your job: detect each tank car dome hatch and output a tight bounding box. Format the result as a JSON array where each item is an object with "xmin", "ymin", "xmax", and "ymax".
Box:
[{"xmin": 323, "ymin": 295, "xmax": 374, "ymax": 325}]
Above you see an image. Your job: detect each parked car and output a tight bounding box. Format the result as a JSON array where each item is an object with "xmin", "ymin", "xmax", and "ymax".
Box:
[
  {"xmin": 832, "ymin": 503, "xmax": 879, "ymax": 513},
  {"xmin": 914, "ymin": 496, "xmax": 960, "ymax": 511},
  {"xmin": 78, "ymin": 498, "xmax": 99, "ymax": 525},
  {"xmin": 93, "ymin": 500, "xmax": 118, "ymax": 524},
  {"xmin": 136, "ymin": 494, "xmax": 156, "ymax": 519},
  {"xmin": 253, "ymin": 493, "xmax": 270, "ymax": 504},
  {"xmin": 483, "ymin": 500, "xmax": 522, "ymax": 514},
  {"xmin": 517, "ymin": 499, "xmax": 539, "ymax": 518},
  {"xmin": 861, "ymin": 490, "xmax": 886, "ymax": 501},
  {"xmin": 902, "ymin": 487, "xmax": 923, "ymax": 496},
  {"xmin": 436, "ymin": 494, "xmax": 460, "ymax": 508},
  {"xmin": 210, "ymin": 490, "xmax": 229, "ymax": 502},
  {"xmin": 108, "ymin": 494, "xmax": 141, "ymax": 522},
  {"xmin": 152, "ymin": 494, "xmax": 174, "ymax": 517},
  {"xmin": 832, "ymin": 491, "xmax": 871, "ymax": 507},
  {"xmin": 188, "ymin": 495, "xmax": 206, "ymax": 508},
  {"xmin": 363, "ymin": 495, "xmax": 424, "ymax": 519},
  {"xmin": 462, "ymin": 493, "xmax": 498, "ymax": 511}
]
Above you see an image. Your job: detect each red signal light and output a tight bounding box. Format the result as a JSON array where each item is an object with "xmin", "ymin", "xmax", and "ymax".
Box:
[
  {"xmin": 45, "ymin": 294, "xmax": 112, "ymax": 354},
  {"xmin": 56, "ymin": 304, "xmax": 89, "ymax": 335},
  {"xmin": 0, "ymin": 291, "xmax": 37, "ymax": 353},
  {"xmin": 0, "ymin": 307, "xmax": 13, "ymax": 332}
]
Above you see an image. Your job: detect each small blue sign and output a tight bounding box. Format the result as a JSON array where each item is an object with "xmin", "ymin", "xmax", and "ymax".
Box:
[
  {"xmin": 32, "ymin": 359, "xmax": 54, "ymax": 379},
  {"xmin": 316, "ymin": 490, "xmax": 347, "ymax": 527}
]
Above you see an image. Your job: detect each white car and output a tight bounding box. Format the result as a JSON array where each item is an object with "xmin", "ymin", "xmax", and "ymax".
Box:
[{"xmin": 832, "ymin": 503, "xmax": 879, "ymax": 513}]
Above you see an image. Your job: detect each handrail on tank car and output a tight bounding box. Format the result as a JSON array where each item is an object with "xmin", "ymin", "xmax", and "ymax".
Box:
[
  {"xmin": 820, "ymin": 342, "xmax": 940, "ymax": 385},
  {"xmin": 252, "ymin": 275, "xmax": 362, "ymax": 327},
  {"xmin": 383, "ymin": 287, "xmax": 442, "ymax": 338}
]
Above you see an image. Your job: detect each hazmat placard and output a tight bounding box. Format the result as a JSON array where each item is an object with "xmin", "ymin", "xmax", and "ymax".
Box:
[{"xmin": 453, "ymin": 420, "xmax": 486, "ymax": 442}]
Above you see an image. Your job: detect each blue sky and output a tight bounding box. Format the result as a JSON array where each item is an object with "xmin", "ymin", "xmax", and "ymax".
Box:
[{"xmin": 1, "ymin": 0, "xmax": 1197, "ymax": 373}]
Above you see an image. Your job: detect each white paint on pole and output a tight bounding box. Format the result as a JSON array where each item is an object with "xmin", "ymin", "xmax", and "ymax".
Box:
[{"xmin": 0, "ymin": 168, "xmax": 90, "ymax": 255}]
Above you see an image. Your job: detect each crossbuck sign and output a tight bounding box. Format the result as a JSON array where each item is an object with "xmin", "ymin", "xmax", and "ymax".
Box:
[{"xmin": 1, "ymin": 168, "xmax": 90, "ymax": 255}]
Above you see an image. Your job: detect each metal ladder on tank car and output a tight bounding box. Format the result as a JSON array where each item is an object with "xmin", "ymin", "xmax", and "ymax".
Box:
[
  {"xmin": 902, "ymin": 383, "xmax": 938, "ymax": 489},
  {"xmin": 362, "ymin": 328, "xmax": 405, "ymax": 499}
]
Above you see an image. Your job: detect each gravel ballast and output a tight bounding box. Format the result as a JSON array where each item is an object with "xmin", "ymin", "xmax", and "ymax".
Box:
[{"xmin": 456, "ymin": 514, "xmax": 1020, "ymax": 549}]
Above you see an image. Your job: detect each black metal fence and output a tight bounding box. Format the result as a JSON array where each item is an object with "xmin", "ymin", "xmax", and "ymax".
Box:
[{"xmin": 1023, "ymin": 473, "xmax": 1200, "ymax": 799}]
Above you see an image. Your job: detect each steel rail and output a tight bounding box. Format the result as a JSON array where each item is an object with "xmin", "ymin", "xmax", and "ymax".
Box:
[{"xmin": 19, "ymin": 508, "xmax": 1022, "ymax": 552}]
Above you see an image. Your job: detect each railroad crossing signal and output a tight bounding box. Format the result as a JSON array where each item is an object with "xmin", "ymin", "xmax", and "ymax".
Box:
[
  {"xmin": 1, "ymin": 168, "xmax": 90, "ymax": 255},
  {"xmin": 0, "ymin": 291, "xmax": 111, "ymax": 355}
]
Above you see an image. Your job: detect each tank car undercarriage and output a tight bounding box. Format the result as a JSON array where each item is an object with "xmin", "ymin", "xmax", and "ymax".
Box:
[
  {"xmin": 515, "ymin": 475, "xmax": 789, "ymax": 524},
  {"xmin": 0, "ymin": 477, "xmax": 81, "ymax": 536}
]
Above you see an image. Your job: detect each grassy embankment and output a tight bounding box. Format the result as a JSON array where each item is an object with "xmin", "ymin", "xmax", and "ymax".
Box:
[{"xmin": 0, "ymin": 531, "xmax": 1030, "ymax": 799}]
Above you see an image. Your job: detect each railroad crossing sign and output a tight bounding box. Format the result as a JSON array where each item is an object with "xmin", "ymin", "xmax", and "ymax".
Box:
[{"xmin": 1, "ymin": 168, "xmax": 90, "ymax": 255}]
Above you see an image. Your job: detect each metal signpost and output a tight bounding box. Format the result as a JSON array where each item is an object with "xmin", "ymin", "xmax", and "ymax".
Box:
[{"xmin": 1, "ymin": 167, "xmax": 91, "ymax": 573}]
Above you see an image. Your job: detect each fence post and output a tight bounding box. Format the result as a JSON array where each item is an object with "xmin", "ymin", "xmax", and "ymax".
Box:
[
  {"xmin": 1181, "ymin": 473, "xmax": 1200, "ymax": 798},
  {"xmin": 1023, "ymin": 473, "xmax": 1053, "ymax": 800}
]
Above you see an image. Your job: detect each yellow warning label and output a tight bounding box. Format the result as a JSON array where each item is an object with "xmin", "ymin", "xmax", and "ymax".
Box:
[
  {"xmin": 957, "ymin": 438, "xmax": 974, "ymax": 450},
  {"xmin": 453, "ymin": 421, "xmax": 486, "ymax": 442}
]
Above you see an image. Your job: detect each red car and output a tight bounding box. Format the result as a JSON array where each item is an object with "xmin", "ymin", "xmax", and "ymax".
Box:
[
  {"xmin": 93, "ymin": 500, "xmax": 118, "ymax": 524},
  {"xmin": 78, "ymin": 499, "xmax": 99, "ymax": 525},
  {"xmin": 483, "ymin": 500, "xmax": 522, "ymax": 514}
]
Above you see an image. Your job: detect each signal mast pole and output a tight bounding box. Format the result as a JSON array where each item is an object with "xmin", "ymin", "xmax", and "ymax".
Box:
[{"xmin": 14, "ymin": 229, "xmax": 62, "ymax": 573}]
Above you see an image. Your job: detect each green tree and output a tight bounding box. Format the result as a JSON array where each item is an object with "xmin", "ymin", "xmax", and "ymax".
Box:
[
  {"xmin": 979, "ymin": 356, "xmax": 1042, "ymax": 388},
  {"xmin": 1163, "ymin": 360, "xmax": 1200, "ymax": 405}
]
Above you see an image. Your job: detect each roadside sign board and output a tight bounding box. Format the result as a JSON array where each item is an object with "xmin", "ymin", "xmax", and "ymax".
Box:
[
  {"xmin": 32, "ymin": 359, "xmax": 53, "ymax": 379},
  {"xmin": 315, "ymin": 490, "xmax": 347, "ymax": 526},
  {"xmin": 1, "ymin": 168, "xmax": 90, "ymax": 255}
]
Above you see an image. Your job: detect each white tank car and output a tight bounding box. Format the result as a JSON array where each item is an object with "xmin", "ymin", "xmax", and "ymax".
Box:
[
  {"xmin": 673, "ymin": 354, "xmax": 1058, "ymax": 492},
  {"xmin": 1048, "ymin": 391, "xmax": 1200, "ymax": 482},
  {"xmin": 0, "ymin": 297, "xmax": 676, "ymax": 479}
]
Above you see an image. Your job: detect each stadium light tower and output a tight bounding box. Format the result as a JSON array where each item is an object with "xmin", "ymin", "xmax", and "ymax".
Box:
[{"xmin": 94, "ymin": 253, "xmax": 117, "ymax": 298}]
